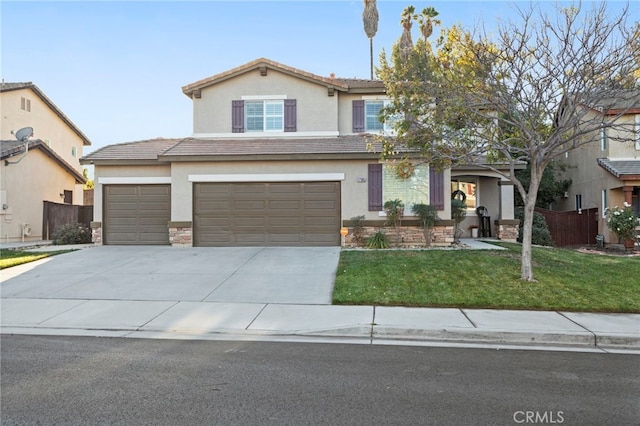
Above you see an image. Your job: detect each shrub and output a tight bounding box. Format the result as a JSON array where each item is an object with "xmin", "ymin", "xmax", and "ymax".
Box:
[
  {"xmin": 451, "ymin": 199, "xmax": 467, "ymax": 243},
  {"xmin": 350, "ymin": 215, "xmax": 366, "ymax": 247},
  {"xmin": 412, "ymin": 204, "xmax": 439, "ymax": 247},
  {"xmin": 515, "ymin": 209, "xmax": 553, "ymax": 246},
  {"xmin": 51, "ymin": 222, "xmax": 92, "ymax": 245},
  {"xmin": 366, "ymin": 230, "xmax": 389, "ymax": 249}
]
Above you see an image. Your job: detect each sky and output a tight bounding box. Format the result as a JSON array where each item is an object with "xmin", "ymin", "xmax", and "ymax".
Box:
[{"xmin": 1, "ymin": 0, "xmax": 636, "ymax": 158}]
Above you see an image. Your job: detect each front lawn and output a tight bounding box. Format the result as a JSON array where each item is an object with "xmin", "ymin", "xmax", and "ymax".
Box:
[
  {"xmin": 333, "ymin": 243, "xmax": 640, "ymax": 313},
  {"xmin": 0, "ymin": 249, "xmax": 74, "ymax": 269}
]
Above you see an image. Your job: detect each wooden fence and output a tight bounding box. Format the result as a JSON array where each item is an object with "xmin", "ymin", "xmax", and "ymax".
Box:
[
  {"xmin": 42, "ymin": 201, "xmax": 94, "ymax": 240},
  {"xmin": 535, "ymin": 207, "xmax": 598, "ymax": 247}
]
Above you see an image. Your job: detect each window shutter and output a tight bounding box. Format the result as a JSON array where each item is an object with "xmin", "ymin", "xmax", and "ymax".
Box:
[
  {"xmin": 353, "ymin": 100, "xmax": 365, "ymax": 133},
  {"xmin": 284, "ymin": 99, "xmax": 297, "ymax": 132},
  {"xmin": 429, "ymin": 167, "xmax": 445, "ymax": 210},
  {"xmin": 232, "ymin": 100, "xmax": 244, "ymax": 133},
  {"xmin": 368, "ymin": 163, "xmax": 383, "ymax": 211}
]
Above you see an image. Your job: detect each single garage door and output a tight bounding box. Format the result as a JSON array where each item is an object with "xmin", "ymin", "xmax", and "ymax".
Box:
[
  {"xmin": 103, "ymin": 185, "xmax": 170, "ymax": 245},
  {"xmin": 193, "ymin": 182, "xmax": 340, "ymax": 247}
]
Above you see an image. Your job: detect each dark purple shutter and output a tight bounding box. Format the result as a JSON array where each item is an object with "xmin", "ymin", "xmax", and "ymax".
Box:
[
  {"xmin": 232, "ymin": 100, "xmax": 244, "ymax": 133},
  {"xmin": 353, "ymin": 100, "xmax": 365, "ymax": 133},
  {"xmin": 284, "ymin": 99, "xmax": 297, "ymax": 132},
  {"xmin": 368, "ymin": 163, "xmax": 383, "ymax": 211},
  {"xmin": 429, "ymin": 167, "xmax": 445, "ymax": 210}
]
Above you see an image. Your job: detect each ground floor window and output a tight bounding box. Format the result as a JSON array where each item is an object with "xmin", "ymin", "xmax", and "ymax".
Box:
[{"xmin": 382, "ymin": 164, "xmax": 429, "ymax": 212}]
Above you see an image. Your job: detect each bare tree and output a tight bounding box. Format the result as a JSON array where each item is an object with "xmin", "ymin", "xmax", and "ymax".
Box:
[
  {"xmin": 378, "ymin": 2, "xmax": 640, "ymax": 281},
  {"xmin": 362, "ymin": 0, "xmax": 379, "ymax": 80}
]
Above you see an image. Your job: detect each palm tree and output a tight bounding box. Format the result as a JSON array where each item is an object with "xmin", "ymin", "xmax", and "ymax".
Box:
[
  {"xmin": 399, "ymin": 6, "xmax": 415, "ymax": 62},
  {"xmin": 362, "ymin": 0, "xmax": 379, "ymax": 79},
  {"xmin": 419, "ymin": 6, "xmax": 440, "ymax": 40}
]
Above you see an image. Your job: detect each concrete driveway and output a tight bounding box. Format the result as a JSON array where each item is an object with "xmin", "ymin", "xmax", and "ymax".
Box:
[{"xmin": 0, "ymin": 246, "xmax": 341, "ymax": 305}]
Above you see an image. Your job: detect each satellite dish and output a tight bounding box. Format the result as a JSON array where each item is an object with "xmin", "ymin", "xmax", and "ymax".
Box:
[{"xmin": 15, "ymin": 127, "xmax": 33, "ymax": 142}]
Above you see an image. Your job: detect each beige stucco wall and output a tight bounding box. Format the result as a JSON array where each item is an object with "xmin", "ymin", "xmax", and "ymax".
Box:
[
  {"xmin": 1, "ymin": 88, "xmax": 87, "ymax": 173},
  {"xmin": 557, "ymin": 113, "xmax": 640, "ymax": 242},
  {"xmin": 192, "ymin": 70, "xmax": 339, "ymax": 135},
  {"xmin": 0, "ymin": 149, "xmax": 81, "ymax": 242}
]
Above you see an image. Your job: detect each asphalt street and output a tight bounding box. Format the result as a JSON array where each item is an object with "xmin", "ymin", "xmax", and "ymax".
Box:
[{"xmin": 1, "ymin": 335, "xmax": 639, "ymax": 425}]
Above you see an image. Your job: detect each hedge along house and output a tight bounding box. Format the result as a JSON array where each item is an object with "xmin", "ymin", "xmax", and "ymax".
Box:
[{"xmin": 81, "ymin": 58, "xmax": 519, "ymax": 247}]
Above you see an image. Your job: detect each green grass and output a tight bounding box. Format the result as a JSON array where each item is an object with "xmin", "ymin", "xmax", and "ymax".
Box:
[
  {"xmin": 333, "ymin": 243, "xmax": 640, "ymax": 313},
  {"xmin": 0, "ymin": 249, "xmax": 74, "ymax": 269}
]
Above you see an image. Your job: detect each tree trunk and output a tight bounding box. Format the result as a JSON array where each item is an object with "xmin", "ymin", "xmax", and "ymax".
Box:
[
  {"xmin": 520, "ymin": 166, "xmax": 542, "ymax": 281},
  {"xmin": 370, "ymin": 38, "xmax": 374, "ymax": 80}
]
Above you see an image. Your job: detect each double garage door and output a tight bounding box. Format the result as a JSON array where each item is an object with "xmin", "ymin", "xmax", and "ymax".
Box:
[
  {"xmin": 103, "ymin": 182, "xmax": 341, "ymax": 246},
  {"xmin": 193, "ymin": 182, "xmax": 341, "ymax": 247}
]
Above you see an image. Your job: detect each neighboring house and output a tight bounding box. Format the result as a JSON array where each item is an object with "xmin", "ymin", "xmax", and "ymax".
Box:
[
  {"xmin": 0, "ymin": 82, "xmax": 90, "ymax": 243},
  {"xmin": 556, "ymin": 91, "xmax": 640, "ymax": 243},
  {"xmin": 81, "ymin": 58, "xmax": 519, "ymax": 247}
]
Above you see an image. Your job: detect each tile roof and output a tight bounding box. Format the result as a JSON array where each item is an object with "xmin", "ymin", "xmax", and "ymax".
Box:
[
  {"xmin": 581, "ymin": 89, "xmax": 640, "ymax": 114},
  {"xmin": 80, "ymin": 135, "xmax": 392, "ymax": 163},
  {"xmin": 182, "ymin": 58, "xmax": 385, "ymax": 97},
  {"xmin": 162, "ymin": 135, "xmax": 390, "ymax": 160},
  {"xmin": 1, "ymin": 139, "xmax": 86, "ymax": 183},
  {"xmin": 80, "ymin": 138, "xmax": 182, "ymax": 162},
  {"xmin": 597, "ymin": 158, "xmax": 640, "ymax": 179},
  {"xmin": 0, "ymin": 82, "xmax": 92, "ymax": 146}
]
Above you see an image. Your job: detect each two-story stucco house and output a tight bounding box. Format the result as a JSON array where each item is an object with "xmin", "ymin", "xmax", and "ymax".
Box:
[
  {"xmin": 81, "ymin": 58, "xmax": 519, "ymax": 247},
  {"xmin": 1, "ymin": 82, "xmax": 90, "ymax": 243},
  {"xmin": 556, "ymin": 92, "xmax": 640, "ymax": 244}
]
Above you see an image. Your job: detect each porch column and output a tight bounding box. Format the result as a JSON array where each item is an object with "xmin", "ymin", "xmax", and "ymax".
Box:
[
  {"xmin": 623, "ymin": 186, "xmax": 633, "ymax": 205},
  {"xmin": 498, "ymin": 179, "xmax": 515, "ymax": 220}
]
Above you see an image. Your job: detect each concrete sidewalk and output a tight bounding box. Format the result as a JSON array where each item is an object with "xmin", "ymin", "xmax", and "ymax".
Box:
[
  {"xmin": 2, "ymin": 297, "xmax": 638, "ymax": 352},
  {"xmin": 1, "ymin": 242, "xmax": 638, "ymax": 352}
]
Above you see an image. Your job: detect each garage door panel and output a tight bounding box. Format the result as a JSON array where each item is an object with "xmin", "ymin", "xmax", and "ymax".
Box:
[
  {"xmin": 104, "ymin": 185, "xmax": 170, "ymax": 245},
  {"xmin": 270, "ymin": 217, "xmax": 301, "ymax": 227},
  {"xmin": 269, "ymin": 184, "xmax": 301, "ymax": 194},
  {"xmin": 304, "ymin": 216, "xmax": 338, "ymax": 226},
  {"xmin": 304, "ymin": 183, "xmax": 337, "ymax": 193},
  {"xmin": 235, "ymin": 184, "xmax": 267, "ymax": 194},
  {"xmin": 269, "ymin": 200, "xmax": 301, "ymax": 210},
  {"xmin": 234, "ymin": 200, "xmax": 266, "ymax": 210},
  {"xmin": 193, "ymin": 182, "xmax": 340, "ymax": 247},
  {"xmin": 305, "ymin": 200, "xmax": 338, "ymax": 209},
  {"xmin": 108, "ymin": 186, "xmax": 138, "ymax": 196}
]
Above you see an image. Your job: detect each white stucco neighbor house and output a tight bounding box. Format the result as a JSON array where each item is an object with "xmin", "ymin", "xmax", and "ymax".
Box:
[
  {"xmin": 1, "ymin": 82, "xmax": 89, "ymax": 243},
  {"xmin": 81, "ymin": 58, "xmax": 519, "ymax": 247}
]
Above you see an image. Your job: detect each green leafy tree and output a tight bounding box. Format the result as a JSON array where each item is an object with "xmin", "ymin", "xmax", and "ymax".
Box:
[
  {"xmin": 83, "ymin": 168, "xmax": 94, "ymax": 190},
  {"xmin": 377, "ymin": 2, "xmax": 639, "ymax": 281},
  {"xmin": 514, "ymin": 162, "xmax": 571, "ymax": 209}
]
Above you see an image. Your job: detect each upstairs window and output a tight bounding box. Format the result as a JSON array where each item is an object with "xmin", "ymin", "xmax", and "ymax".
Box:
[
  {"xmin": 20, "ymin": 97, "xmax": 31, "ymax": 112},
  {"xmin": 246, "ymin": 100, "xmax": 283, "ymax": 132},
  {"xmin": 232, "ymin": 99, "xmax": 296, "ymax": 133},
  {"xmin": 600, "ymin": 126, "xmax": 607, "ymax": 151},
  {"xmin": 353, "ymin": 100, "xmax": 397, "ymax": 133},
  {"xmin": 365, "ymin": 101, "xmax": 384, "ymax": 132}
]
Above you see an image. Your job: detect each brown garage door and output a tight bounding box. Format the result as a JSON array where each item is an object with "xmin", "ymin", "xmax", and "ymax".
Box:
[
  {"xmin": 103, "ymin": 185, "xmax": 170, "ymax": 245},
  {"xmin": 193, "ymin": 182, "xmax": 340, "ymax": 247}
]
